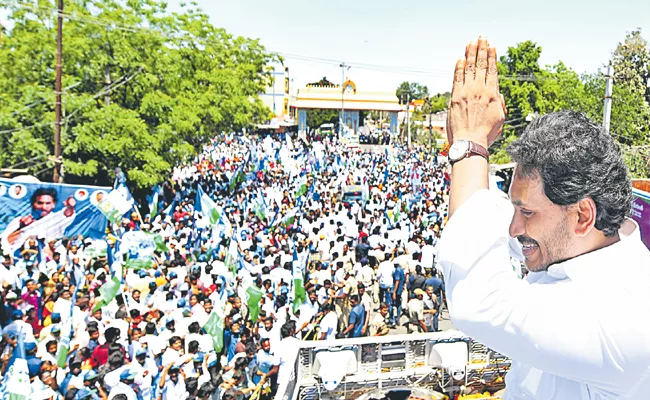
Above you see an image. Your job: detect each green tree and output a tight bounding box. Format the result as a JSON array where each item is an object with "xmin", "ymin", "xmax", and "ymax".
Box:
[
  {"xmin": 0, "ymin": 0, "xmax": 277, "ymax": 193},
  {"xmin": 396, "ymin": 81, "xmax": 429, "ymax": 104},
  {"xmin": 306, "ymin": 109, "xmax": 339, "ymax": 129},
  {"xmin": 489, "ymin": 32, "xmax": 649, "ymax": 177},
  {"xmin": 612, "ymin": 29, "xmax": 650, "ymax": 103},
  {"xmin": 309, "ymin": 77, "xmax": 335, "ymax": 86}
]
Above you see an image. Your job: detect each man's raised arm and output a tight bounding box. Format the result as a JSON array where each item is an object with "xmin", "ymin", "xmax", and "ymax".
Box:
[{"xmin": 446, "ymin": 34, "xmax": 505, "ymax": 218}]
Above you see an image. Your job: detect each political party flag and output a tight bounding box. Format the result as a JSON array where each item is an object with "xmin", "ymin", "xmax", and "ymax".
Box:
[
  {"xmin": 84, "ymin": 241, "xmax": 107, "ymax": 259},
  {"xmin": 254, "ymin": 204, "xmax": 266, "ymax": 222},
  {"xmin": 225, "ymin": 239, "xmax": 238, "ymax": 276},
  {"xmin": 121, "ymin": 230, "xmax": 168, "ymax": 256},
  {"xmin": 106, "ymin": 239, "xmax": 122, "ymax": 281},
  {"xmin": 96, "ymin": 189, "xmax": 133, "ymax": 223},
  {"xmin": 195, "ymin": 185, "xmax": 221, "ymax": 226},
  {"xmin": 228, "ymin": 168, "xmax": 245, "ymax": 191},
  {"xmin": 163, "ymin": 198, "xmax": 177, "ymax": 215},
  {"xmin": 280, "ymin": 207, "xmax": 299, "ymax": 229},
  {"xmin": 93, "ymin": 276, "xmax": 121, "ymax": 312},
  {"xmin": 203, "ymin": 310, "xmax": 225, "ymax": 353},
  {"xmin": 384, "ymin": 210, "xmax": 393, "ymax": 229},
  {"xmin": 245, "ymin": 284, "xmax": 264, "ymax": 323},
  {"xmin": 125, "ymin": 252, "xmax": 154, "ymax": 270},
  {"xmin": 147, "ymin": 188, "xmax": 159, "ymax": 218},
  {"xmin": 0, "ymin": 358, "xmax": 30, "ymax": 400},
  {"xmin": 295, "ymin": 178, "xmax": 308, "ymax": 198},
  {"xmin": 56, "ymin": 336, "xmax": 70, "ymax": 368},
  {"xmin": 292, "ymin": 248, "xmax": 306, "ymax": 313}
]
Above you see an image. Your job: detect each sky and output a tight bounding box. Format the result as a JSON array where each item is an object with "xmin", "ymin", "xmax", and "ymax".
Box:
[{"xmin": 169, "ymin": 0, "xmax": 650, "ymax": 95}]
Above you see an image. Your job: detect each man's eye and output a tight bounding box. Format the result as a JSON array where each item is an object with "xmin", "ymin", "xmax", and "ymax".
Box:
[{"xmin": 520, "ymin": 210, "xmax": 534, "ymax": 217}]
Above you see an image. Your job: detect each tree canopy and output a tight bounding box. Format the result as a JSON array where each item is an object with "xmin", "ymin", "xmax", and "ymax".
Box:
[
  {"xmin": 490, "ymin": 31, "xmax": 650, "ymax": 176},
  {"xmin": 0, "ymin": 0, "xmax": 278, "ymax": 192},
  {"xmin": 396, "ymin": 81, "xmax": 429, "ymax": 104}
]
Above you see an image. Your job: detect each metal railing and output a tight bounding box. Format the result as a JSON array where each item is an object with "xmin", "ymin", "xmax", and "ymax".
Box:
[{"xmin": 275, "ymin": 330, "xmax": 512, "ymax": 400}]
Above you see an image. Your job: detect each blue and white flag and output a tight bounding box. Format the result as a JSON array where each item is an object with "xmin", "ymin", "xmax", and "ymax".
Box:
[{"xmin": 195, "ymin": 185, "xmax": 222, "ymax": 226}]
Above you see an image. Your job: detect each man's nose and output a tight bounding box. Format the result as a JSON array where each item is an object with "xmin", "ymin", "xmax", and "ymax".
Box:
[{"xmin": 509, "ymin": 211, "xmax": 525, "ymax": 239}]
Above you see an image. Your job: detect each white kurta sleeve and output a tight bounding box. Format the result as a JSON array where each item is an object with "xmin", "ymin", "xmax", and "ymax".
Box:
[{"xmin": 437, "ymin": 189, "xmax": 649, "ymax": 391}]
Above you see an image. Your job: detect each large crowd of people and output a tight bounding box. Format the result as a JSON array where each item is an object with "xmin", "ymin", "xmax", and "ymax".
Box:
[{"xmin": 0, "ymin": 133, "xmax": 453, "ymax": 400}]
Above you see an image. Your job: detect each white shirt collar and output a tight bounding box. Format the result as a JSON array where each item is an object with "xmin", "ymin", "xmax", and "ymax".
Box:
[{"xmin": 546, "ymin": 218, "xmax": 641, "ymax": 280}]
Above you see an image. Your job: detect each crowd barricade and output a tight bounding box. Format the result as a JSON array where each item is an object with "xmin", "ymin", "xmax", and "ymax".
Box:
[{"xmin": 275, "ymin": 330, "xmax": 512, "ymax": 400}]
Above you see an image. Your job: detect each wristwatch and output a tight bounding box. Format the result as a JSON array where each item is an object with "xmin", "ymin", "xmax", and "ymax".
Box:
[{"xmin": 448, "ymin": 140, "xmax": 489, "ymax": 165}]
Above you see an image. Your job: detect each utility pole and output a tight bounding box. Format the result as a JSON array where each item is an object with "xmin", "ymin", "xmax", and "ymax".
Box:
[
  {"xmin": 406, "ymin": 98, "xmax": 411, "ymax": 148},
  {"xmin": 339, "ymin": 63, "xmax": 350, "ymax": 135},
  {"xmin": 603, "ymin": 63, "xmax": 613, "ymax": 133},
  {"xmin": 53, "ymin": 0, "xmax": 64, "ymax": 183}
]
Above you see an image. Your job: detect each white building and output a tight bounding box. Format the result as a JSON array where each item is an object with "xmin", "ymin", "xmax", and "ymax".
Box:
[{"xmin": 261, "ymin": 64, "xmax": 290, "ymax": 118}]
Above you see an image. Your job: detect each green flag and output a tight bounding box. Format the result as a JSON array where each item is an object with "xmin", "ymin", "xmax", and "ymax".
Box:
[
  {"xmin": 149, "ymin": 192, "xmax": 159, "ymax": 219},
  {"xmin": 246, "ymin": 285, "xmax": 264, "ymax": 323},
  {"xmin": 197, "ymin": 187, "xmax": 222, "ymax": 226},
  {"xmin": 254, "ymin": 205, "xmax": 266, "ymax": 222},
  {"xmin": 295, "ymin": 182, "xmax": 308, "ymax": 198},
  {"xmin": 229, "ymin": 170, "xmax": 245, "ymax": 191},
  {"xmin": 292, "ymin": 252, "xmax": 306, "ymax": 313},
  {"xmin": 279, "ymin": 207, "xmax": 298, "ymax": 229},
  {"xmin": 293, "ymin": 276, "xmax": 306, "ymax": 314},
  {"xmin": 56, "ymin": 336, "xmax": 70, "ymax": 368},
  {"xmin": 125, "ymin": 253, "xmax": 154, "ymax": 270},
  {"xmin": 84, "ymin": 244, "xmax": 107, "ymax": 259},
  {"xmin": 93, "ymin": 276, "xmax": 121, "ymax": 312},
  {"xmin": 147, "ymin": 232, "xmax": 169, "ymax": 253},
  {"xmin": 203, "ymin": 310, "xmax": 225, "ymax": 353}
]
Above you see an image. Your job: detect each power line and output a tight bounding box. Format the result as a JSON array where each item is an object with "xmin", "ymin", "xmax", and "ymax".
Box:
[
  {"xmin": 6, "ymin": 153, "xmax": 48, "ymax": 169},
  {"xmin": 0, "ymin": 120, "xmax": 55, "ymax": 135},
  {"xmin": 3, "ymin": 0, "xmax": 593, "ymax": 83},
  {"xmin": 63, "ymin": 68, "xmax": 143, "ymax": 122},
  {"xmin": 0, "ymin": 69, "xmax": 142, "ymax": 135},
  {"xmin": 0, "ymin": 82, "xmax": 84, "ymax": 119}
]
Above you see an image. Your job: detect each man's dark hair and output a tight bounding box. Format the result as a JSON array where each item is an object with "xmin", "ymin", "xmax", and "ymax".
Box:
[
  {"xmin": 245, "ymin": 341, "xmax": 257, "ymax": 356},
  {"xmin": 169, "ymin": 336, "xmax": 182, "ymax": 346},
  {"xmin": 31, "ymin": 188, "xmax": 57, "ymax": 208},
  {"xmin": 197, "ymin": 382, "xmax": 216, "ymax": 398},
  {"xmin": 105, "ymin": 327, "xmax": 120, "ymax": 343},
  {"xmin": 186, "ymin": 377, "xmax": 199, "ymax": 395},
  {"xmin": 145, "ymin": 322, "xmax": 156, "ymax": 335},
  {"xmin": 281, "ymin": 320, "xmax": 296, "ymax": 338},
  {"xmin": 507, "ymin": 111, "xmax": 631, "ymax": 236},
  {"xmin": 222, "ymin": 388, "xmax": 237, "ymax": 400},
  {"xmin": 188, "ymin": 321, "xmax": 201, "ymax": 334}
]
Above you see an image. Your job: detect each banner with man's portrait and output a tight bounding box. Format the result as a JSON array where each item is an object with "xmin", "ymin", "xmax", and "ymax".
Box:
[
  {"xmin": 632, "ymin": 189, "xmax": 650, "ymax": 251},
  {"xmin": 0, "ymin": 179, "xmax": 111, "ymax": 254}
]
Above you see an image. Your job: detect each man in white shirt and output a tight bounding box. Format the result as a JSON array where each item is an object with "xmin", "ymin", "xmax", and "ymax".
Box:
[
  {"xmin": 376, "ymin": 253, "xmax": 394, "ymax": 310},
  {"xmin": 438, "ymin": 34, "xmax": 650, "ymax": 400},
  {"xmin": 420, "ymin": 238, "xmax": 436, "ymax": 270},
  {"xmin": 107, "ymin": 370, "xmax": 138, "ymax": 400},
  {"xmin": 318, "ymin": 303, "xmax": 338, "ymax": 340},
  {"xmin": 259, "ymin": 318, "xmax": 282, "ymax": 351}
]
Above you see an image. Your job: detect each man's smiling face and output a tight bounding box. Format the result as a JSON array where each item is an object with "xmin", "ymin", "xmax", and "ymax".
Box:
[{"xmin": 509, "ymin": 167, "xmax": 574, "ymax": 272}]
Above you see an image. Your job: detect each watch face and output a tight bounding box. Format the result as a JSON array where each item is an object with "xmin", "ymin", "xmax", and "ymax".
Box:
[{"xmin": 449, "ymin": 141, "xmax": 469, "ymax": 161}]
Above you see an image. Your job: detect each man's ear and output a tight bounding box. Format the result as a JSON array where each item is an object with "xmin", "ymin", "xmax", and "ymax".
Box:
[{"xmin": 573, "ymin": 197, "xmax": 597, "ymax": 237}]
